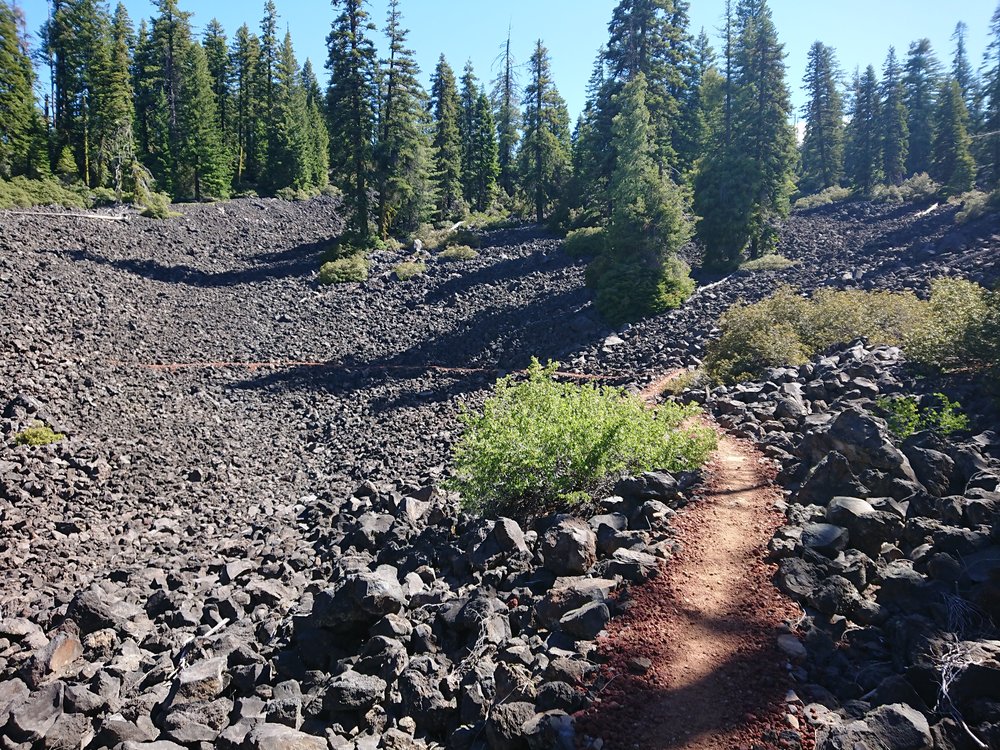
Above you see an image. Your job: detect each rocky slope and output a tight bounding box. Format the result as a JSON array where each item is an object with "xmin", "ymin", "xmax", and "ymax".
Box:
[{"xmin": 0, "ymin": 196, "xmax": 997, "ymax": 749}]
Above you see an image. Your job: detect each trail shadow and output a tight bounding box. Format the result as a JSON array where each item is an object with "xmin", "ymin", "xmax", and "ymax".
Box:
[
  {"xmin": 577, "ymin": 586, "xmax": 794, "ymax": 750},
  {"xmin": 62, "ymin": 236, "xmax": 337, "ymax": 287}
]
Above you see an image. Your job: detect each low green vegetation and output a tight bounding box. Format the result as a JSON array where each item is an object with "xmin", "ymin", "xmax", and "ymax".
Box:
[
  {"xmin": 705, "ymin": 279, "xmax": 999, "ymax": 383},
  {"xmin": 13, "ymin": 424, "xmax": 66, "ymax": 447},
  {"xmin": 394, "ymin": 261, "xmax": 427, "ymax": 281},
  {"xmin": 448, "ymin": 359, "xmax": 717, "ymax": 518},
  {"xmin": 587, "ymin": 253, "xmax": 695, "ymax": 327},
  {"xmin": 876, "ymin": 394, "xmax": 969, "ymax": 439},
  {"xmin": 954, "ymin": 190, "xmax": 999, "ymax": 224},
  {"xmin": 739, "ymin": 255, "xmax": 800, "ymax": 272},
  {"xmin": 0, "ymin": 177, "xmax": 89, "ymax": 210},
  {"xmin": 793, "ymin": 186, "xmax": 853, "ymax": 210},
  {"xmin": 871, "ymin": 173, "xmax": 940, "ymax": 204},
  {"xmin": 438, "ymin": 245, "xmax": 479, "ymax": 261},
  {"xmin": 563, "ymin": 227, "xmax": 607, "ymax": 258},
  {"xmin": 318, "ymin": 254, "xmax": 369, "ymax": 285}
]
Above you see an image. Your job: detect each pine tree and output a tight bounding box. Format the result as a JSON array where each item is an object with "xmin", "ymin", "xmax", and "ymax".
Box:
[
  {"xmin": 256, "ymin": 0, "xmax": 279, "ymax": 177},
  {"xmin": 430, "ymin": 55, "xmax": 463, "ymax": 220},
  {"xmin": 846, "ymin": 66, "xmax": 882, "ymax": 194},
  {"xmin": 904, "ymin": 38, "xmax": 940, "ymax": 176},
  {"xmin": 265, "ymin": 31, "xmax": 309, "ymax": 192},
  {"xmin": 982, "ymin": 4, "xmax": 1000, "ymax": 187},
  {"xmin": 492, "ymin": 28, "xmax": 520, "ymax": 199},
  {"xmin": 375, "ymin": 0, "xmax": 431, "ymax": 236},
  {"xmin": 176, "ymin": 40, "xmax": 231, "ymax": 199},
  {"xmin": 881, "ymin": 47, "xmax": 909, "ymax": 185},
  {"xmin": 0, "ymin": 0, "xmax": 39, "ymax": 178},
  {"xmin": 466, "ymin": 90, "xmax": 500, "ymax": 212},
  {"xmin": 301, "ymin": 60, "xmax": 330, "ymax": 190},
  {"xmin": 99, "ymin": 2, "xmax": 137, "ymax": 196},
  {"xmin": 588, "ymin": 73, "xmax": 692, "ymax": 324},
  {"xmin": 230, "ymin": 25, "xmax": 261, "ymax": 186},
  {"xmin": 600, "ymin": 0, "xmax": 694, "ymax": 172},
  {"xmin": 459, "ymin": 60, "xmax": 478, "ymax": 203},
  {"xmin": 564, "ymin": 51, "xmax": 609, "ymax": 224},
  {"xmin": 800, "ymin": 41, "xmax": 845, "ymax": 193},
  {"xmin": 673, "ymin": 28, "xmax": 720, "ymax": 174},
  {"xmin": 202, "ymin": 19, "xmax": 232, "ymax": 155},
  {"xmin": 694, "ymin": 0, "xmax": 794, "ymax": 267},
  {"xmin": 518, "ymin": 40, "xmax": 572, "ymax": 223},
  {"xmin": 931, "ymin": 79, "xmax": 976, "ymax": 195},
  {"xmin": 326, "ymin": 0, "xmax": 378, "ymax": 240},
  {"xmin": 951, "ymin": 22, "xmax": 979, "ymax": 121}
]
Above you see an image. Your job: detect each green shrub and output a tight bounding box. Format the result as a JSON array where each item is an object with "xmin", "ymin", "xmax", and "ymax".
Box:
[
  {"xmin": 276, "ymin": 186, "xmax": 320, "ymax": 202},
  {"xmin": 872, "ymin": 173, "xmax": 940, "ymax": 204},
  {"xmin": 0, "ymin": 176, "xmax": 89, "ymax": 209},
  {"xmin": 876, "ymin": 394, "xmax": 969, "ymax": 439},
  {"xmin": 319, "ymin": 254, "xmax": 369, "ymax": 284},
  {"xmin": 13, "ymin": 424, "xmax": 65, "ymax": 447},
  {"xmin": 954, "ymin": 190, "xmax": 999, "ymax": 224},
  {"xmin": 412, "ymin": 223, "xmax": 452, "ymax": 251},
  {"xmin": 587, "ymin": 253, "xmax": 695, "ymax": 327},
  {"xmin": 139, "ymin": 191, "xmax": 178, "ymax": 219},
  {"xmin": 320, "ymin": 184, "xmax": 342, "ymax": 199},
  {"xmin": 794, "ymin": 185, "xmax": 853, "ymax": 210},
  {"xmin": 448, "ymin": 359, "xmax": 717, "ymax": 517},
  {"xmin": 394, "ymin": 261, "xmax": 427, "ymax": 281},
  {"xmin": 739, "ymin": 254, "xmax": 800, "ymax": 272},
  {"xmin": 705, "ymin": 286, "xmax": 928, "ymax": 383},
  {"xmin": 445, "ymin": 227, "xmax": 482, "ymax": 249},
  {"xmin": 564, "ymin": 227, "xmax": 607, "ymax": 258},
  {"xmin": 904, "ymin": 277, "xmax": 989, "ymax": 370},
  {"xmin": 661, "ymin": 368, "xmax": 705, "ymax": 397},
  {"xmin": 439, "ymin": 244, "xmax": 479, "ymax": 261}
]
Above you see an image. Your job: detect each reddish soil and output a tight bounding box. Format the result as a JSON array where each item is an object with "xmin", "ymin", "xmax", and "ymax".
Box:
[{"xmin": 577, "ymin": 432, "xmax": 809, "ymax": 750}]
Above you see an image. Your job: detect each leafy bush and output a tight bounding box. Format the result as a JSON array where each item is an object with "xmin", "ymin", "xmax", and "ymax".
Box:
[
  {"xmin": 904, "ymin": 277, "xmax": 988, "ymax": 370},
  {"xmin": 872, "ymin": 173, "xmax": 940, "ymax": 204},
  {"xmin": 276, "ymin": 186, "xmax": 321, "ymax": 202},
  {"xmin": 13, "ymin": 424, "xmax": 65, "ymax": 447},
  {"xmin": 954, "ymin": 190, "xmax": 999, "ymax": 224},
  {"xmin": 739, "ymin": 254, "xmax": 800, "ymax": 272},
  {"xmin": 661, "ymin": 368, "xmax": 706, "ymax": 397},
  {"xmin": 448, "ymin": 360, "xmax": 717, "ymax": 517},
  {"xmin": 705, "ymin": 286, "xmax": 929, "ymax": 383},
  {"xmin": 876, "ymin": 394, "xmax": 969, "ymax": 439},
  {"xmin": 320, "ymin": 184, "xmax": 342, "ymax": 199},
  {"xmin": 564, "ymin": 227, "xmax": 607, "ymax": 258},
  {"xmin": 587, "ymin": 253, "xmax": 695, "ymax": 327},
  {"xmin": 319, "ymin": 254, "xmax": 369, "ymax": 285},
  {"xmin": 413, "ymin": 223, "xmax": 453, "ymax": 251},
  {"xmin": 0, "ymin": 176, "xmax": 89, "ymax": 209},
  {"xmin": 394, "ymin": 261, "xmax": 427, "ymax": 281},
  {"xmin": 794, "ymin": 185, "xmax": 853, "ymax": 210},
  {"xmin": 139, "ymin": 191, "xmax": 178, "ymax": 219},
  {"xmin": 439, "ymin": 244, "xmax": 479, "ymax": 261}
]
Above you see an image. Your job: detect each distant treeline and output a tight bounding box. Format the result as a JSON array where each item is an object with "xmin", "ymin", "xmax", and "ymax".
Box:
[{"xmin": 0, "ymin": 0, "xmax": 998, "ymax": 269}]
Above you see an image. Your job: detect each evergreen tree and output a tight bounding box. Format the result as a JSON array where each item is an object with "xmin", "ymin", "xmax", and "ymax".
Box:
[
  {"xmin": 951, "ymin": 22, "xmax": 979, "ymax": 120},
  {"xmin": 265, "ymin": 31, "xmax": 309, "ymax": 192},
  {"xmin": 0, "ymin": 0, "xmax": 39, "ymax": 178},
  {"xmin": 430, "ymin": 55, "xmax": 463, "ymax": 220},
  {"xmin": 375, "ymin": 0, "xmax": 432, "ymax": 236},
  {"xmin": 459, "ymin": 60, "xmax": 478, "ymax": 203},
  {"xmin": 202, "ymin": 19, "xmax": 232, "ymax": 154},
  {"xmin": 695, "ymin": 0, "xmax": 795, "ymax": 268},
  {"xmin": 982, "ymin": 3, "xmax": 1000, "ymax": 187},
  {"xmin": 931, "ymin": 79, "xmax": 976, "ymax": 195},
  {"xmin": 846, "ymin": 66, "xmax": 882, "ymax": 194},
  {"xmin": 903, "ymin": 38, "xmax": 940, "ymax": 176},
  {"xmin": 587, "ymin": 73, "xmax": 692, "ymax": 324},
  {"xmin": 564, "ymin": 52, "xmax": 608, "ymax": 224},
  {"xmin": 600, "ymin": 0, "xmax": 694, "ymax": 172},
  {"xmin": 674, "ymin": 28, "xmax": 720, "ymax": 173},
  {"xmin": 800, "ymin": 41, "xmax": 845, "ymax": 193},
  {"xmin": 466, "ymin": 90, "xmax": 500, "ymax": 211},
  {"xmin": 326, "ymin": 0, "xmax": 378, "ymax": 240},
  {"xmin": 518, "ymin": 40, "xmax": 572, "ymax": 223},
  {"xmin": 98, "ymin": 2, "xmax": 137, "ymax": 195},
  {"xmin": 176, "ymin": 40, "xmax": 231, "ymax": 199},
  {"xmin": 492, "ymin": 29, "xmax": 520, "ymax": 198},
  {"xmin": 881, "ymin": 47, "xmax": 909, "ymax": 185},
  {"xmin": 230, "ymin": 24, "xmax": 261, "ymax": 186},
  {"xmin": 255, "ymin": 0, "xmax": 278, "ymax": 176},
  {"xmin": 301, "ymin": 60, "xmax": 330, "ymax": 189}
]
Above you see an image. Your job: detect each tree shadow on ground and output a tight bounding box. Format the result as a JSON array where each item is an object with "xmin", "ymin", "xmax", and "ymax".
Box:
[{"xmin": 61, "ymin": 236, "xmax": 336, "ymax": 287}]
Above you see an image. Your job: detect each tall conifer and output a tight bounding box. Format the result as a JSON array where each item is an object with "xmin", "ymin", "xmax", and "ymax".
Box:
[
  {"xmin": 0, "ymin": 0, "xmax": 39, "ymax": 178},
  {"xmin": 492, "ymin": 29, "xmax": 520, "ymax": 198},
  {"xmin": 846, "ymin": 66, "xmax": 882, "ymax": 194},
  {"xmin": 931, "ymin": 79, "xmax": 976, "ymax": 195},
  {"xmin": 430, "ymin": 55, "xmax": 463, "ymax": 220},
  {"xmin": 904, "ymin": 39, "xmax": 940, "ymax": 176},
  {"xmin": 881, "ymin": 47, "xmax": 909, "ymax": 185},
  {"xmin": 800, "ymin": 41, "xmax": 845, "ymax": 193}
]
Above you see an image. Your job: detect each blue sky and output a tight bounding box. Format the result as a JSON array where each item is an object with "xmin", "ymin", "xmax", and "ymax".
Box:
[{"xmin": 17, "ymin": 0, "xmax": 998, "ymax": 122}]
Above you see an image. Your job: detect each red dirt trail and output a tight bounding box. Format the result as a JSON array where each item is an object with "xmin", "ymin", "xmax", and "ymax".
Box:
[{"xmin": 577, "ymin": 431, "xmax": 809, "ymax": 750}]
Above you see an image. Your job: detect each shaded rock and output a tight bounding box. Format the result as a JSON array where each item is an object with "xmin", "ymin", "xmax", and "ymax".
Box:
[
  {"xmin": 801, "ymin": 523, "xmax": 849, "ymax": 557},
  {"xmin": 244, "ymin": 723, "xmax": 327, "ymax": 750},
  {"xmin": 541, "ymin": 517, "xmax": 597, "ymax": 576},
  {"xmin": 311, "ymin": 567, "xmax": 406, "ymax": 631},
  {"xmin": 796, "ymin": 452, "xmax": 870, "ymax": 505},
  {"xmin": 324, "ymin": 670, "xmax": 386, "ymax": 712},
  {"xmin": 485, "ymin": 701, "xmax": 535, "ymax": 750},
  {"xmin": 8, "ymin": 681, "xmax": 63, "ymax": 742},
  {"xmin": 559, "ymin": 602, "xmax": 610, "ymax": 640}
]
